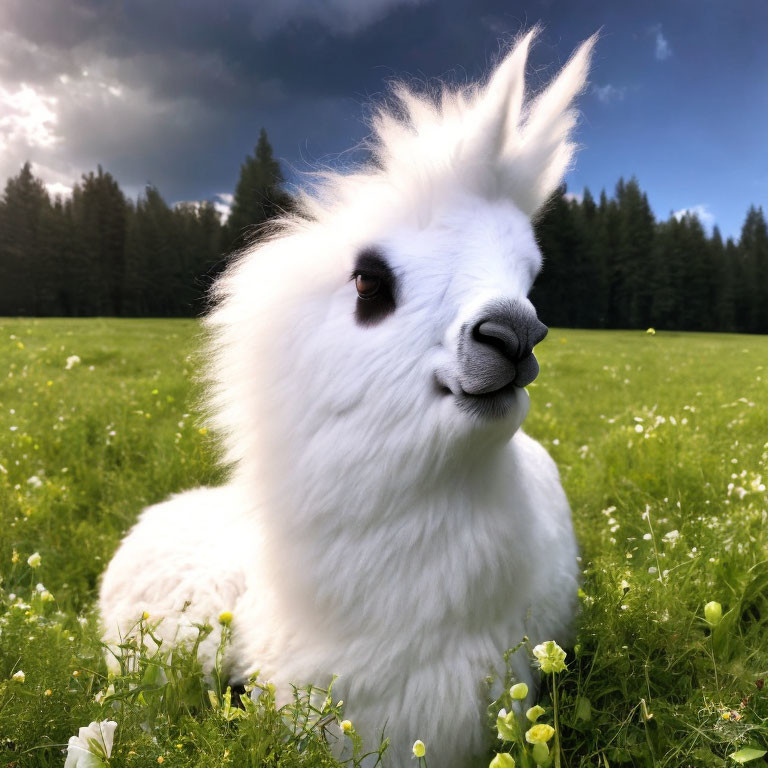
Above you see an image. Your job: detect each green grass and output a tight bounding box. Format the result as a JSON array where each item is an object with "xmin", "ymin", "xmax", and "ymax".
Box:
[{"xmin": 1, "ymin": 319, "xmax": 767, "ymax": 767}]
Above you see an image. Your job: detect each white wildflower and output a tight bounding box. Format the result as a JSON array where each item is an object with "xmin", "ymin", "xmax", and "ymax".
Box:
[
  {"xmin": 662, "ymin": 530, "xmax": 679, "ymax": 545},
  {"xmin": 65, "ymin": 355, "xmax": 81, "ymax": 370},
  {"xmin": 64, "ymin": 720, "xmax": 117, "ymax": 767}
]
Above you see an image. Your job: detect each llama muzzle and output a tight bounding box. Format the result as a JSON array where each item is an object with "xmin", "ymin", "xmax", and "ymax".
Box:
[{"xmin": 458, "ymin": 299, "xmax": 548, "ymax": 395}]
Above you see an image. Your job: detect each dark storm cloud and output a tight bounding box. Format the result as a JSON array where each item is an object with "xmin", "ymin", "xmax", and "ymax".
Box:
[
  {"xmin": 2, "ymin": 0, "xmax": 467, "ymax": 202},
  {"xmin": 1, "ymin": 0, "xmax": 555, "ymax": 203}
]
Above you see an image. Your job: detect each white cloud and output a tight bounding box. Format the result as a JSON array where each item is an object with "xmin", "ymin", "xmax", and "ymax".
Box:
[
  {"xmin": 564, "ymin": 191, "xmax": 583, "ymax": 204},
  {"xmin": 172, "ymin": 193, "xmax": 232, "ymax": 223},
  {"xmin": 214, "ymin": 193, "xmax": 233, "ymax": 222},
  {"xmin": 592, "ymin": 83, "xmax": 626, "ymax": 104},
  {"xmin": 0, "ymin": 83, "xmax": 60, "ymax": 151},
  {"xmin": 45, "ymin": 181, "xmax": 72, "ymax": 198},
  {"xmin": 673, "ymin": 204, "xmax": 715, "ymax": 230},
  {"xmin": 654, "ymin": 28, "xmax": 672, "ymax": 61}
]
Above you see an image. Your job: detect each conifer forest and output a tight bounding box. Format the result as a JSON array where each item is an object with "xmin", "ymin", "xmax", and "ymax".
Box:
[{"xmin": 2, "ymin": 129, "xmax": 767, "ymax": 334}]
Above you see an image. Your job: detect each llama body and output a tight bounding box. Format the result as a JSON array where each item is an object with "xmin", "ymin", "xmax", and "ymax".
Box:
[{"xmin": 100, "ymin": 30, "xmax": 594, "ymax": 768}]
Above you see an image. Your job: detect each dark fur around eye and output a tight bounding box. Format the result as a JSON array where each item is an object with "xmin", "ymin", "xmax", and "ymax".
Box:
[{"xmin": 351, "ymin": 249, "xmax": 397, "ymax": 326}]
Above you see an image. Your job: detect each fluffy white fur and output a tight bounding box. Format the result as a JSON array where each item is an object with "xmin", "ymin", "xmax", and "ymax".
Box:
[{"xmin": 100, "ymin": 29, "xmax": 595, "ymax": 767}]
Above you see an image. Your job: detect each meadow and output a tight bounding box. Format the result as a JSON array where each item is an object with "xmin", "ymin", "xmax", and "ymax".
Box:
[{"xmin": 1, "ymin": 318, "xmax": 767, "ymax": 767}]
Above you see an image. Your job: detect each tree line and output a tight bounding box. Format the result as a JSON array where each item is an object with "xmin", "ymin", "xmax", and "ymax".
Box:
[
  {"xmin": 0, "ymin": 129, "xmax": 289, "ymax": 318},
  {"xmin": 533, "ymin": 180, "xmax": 768, "ymax": 334},
  {"xmin": 1, "ymin": 132, "xmax": 766, "ymax": 332}
]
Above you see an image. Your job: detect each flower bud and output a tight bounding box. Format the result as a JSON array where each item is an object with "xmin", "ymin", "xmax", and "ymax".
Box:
[
  {"xmin": 218, "ymin": 611, "xmax": 233, "ymax": 626},
  {"xmin": 510, "ymin": 683, "xmax": 528, "ymax": 700},
  {"xmin": 489, "ymin": 753, "xmax": 516, "ymax": 768},
  {"xmin": 340, "ymin": 720, "xmax": 353, "ymax": 734},
  {"xmin": 412, "ymin": 740, "xmax": 426, "ymax": 758},
  {"xmin": 704, "ymin": 601, "xmax": 722, "ymax": 626},
  {"xmin": 532, "ymin": 741, "xmax": 550, "ymax": 766}
]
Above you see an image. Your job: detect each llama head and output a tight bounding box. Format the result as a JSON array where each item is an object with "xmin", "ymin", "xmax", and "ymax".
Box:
[{"xmin": 207, "ymin": 30, "xmax": 595, "ymax": 504}]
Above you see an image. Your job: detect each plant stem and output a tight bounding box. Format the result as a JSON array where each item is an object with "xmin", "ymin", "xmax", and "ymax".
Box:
[{"xmin": 552, "ymin": 672, "xmax": 561, "ymax": 768}]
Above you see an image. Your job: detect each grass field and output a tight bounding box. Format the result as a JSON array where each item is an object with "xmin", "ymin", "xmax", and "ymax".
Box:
[{"xmin": 1, "ymin": 318, "xmax": 767, "ymax": 767}]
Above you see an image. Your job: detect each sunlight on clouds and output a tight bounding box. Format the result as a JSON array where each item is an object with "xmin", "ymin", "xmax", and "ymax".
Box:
[
  {"xmin": 0, "ymin": 83, "xmax": 59, "ymax": 150},
  {"xmin": 45, "ymin": 181, "xmax": 73, "ymax": 198}
]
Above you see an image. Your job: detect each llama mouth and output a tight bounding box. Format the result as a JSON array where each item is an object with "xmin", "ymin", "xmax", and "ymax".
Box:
[
  {"xmin": 456, "ymin": 382, "xmax": 520, "ymax": 419},
  {"xmin": 435, "ymin": 373, "xmax": 520, "ymax": 419}
]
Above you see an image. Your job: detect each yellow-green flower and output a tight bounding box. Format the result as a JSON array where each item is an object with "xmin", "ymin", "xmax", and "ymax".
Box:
[
  {"xmin": 525, "ymin": 724, "xmax": 555, "ymax": 744},
  {"xmin": 646, "ymin": 327, "xmax": 656, "ymax": 335},
  {"xmin": 412, "ymin": 740, "xmax": 426, "ymax": 758},
  {"xmin": 27, "ymin": 552, "xmax": 42, "ymax": 568},
  {"xmin": 526, "ymin": 705, "xmax": 546, "ymax": 722},
  {"xmin": 532, "ymin": 641, "xmax": 567, "ymax": 674},
  {"xmin": 11, "ymin": 549, "xmax": 19, "ymax": 564},
  {"xmin": 704, "ymin": 601, "xmax": 722, "ymax": 626},
  {"xmin": 218, "ymin": 611, "xmax": 233, "ymax": 626},
  {"xmin": 489, "ymin": 752, "xmax": 516, "ymax": 768},
  {"xmin": 496, "ymin": 708, "xmax": 519, "ymax": 741},
  {"xmin": 510, "ymin": 682, "xmax": 528, "ymax": 700},
  {"xmin": 340, "ymin": 720, "xmax": 353, "ymax": 734}
]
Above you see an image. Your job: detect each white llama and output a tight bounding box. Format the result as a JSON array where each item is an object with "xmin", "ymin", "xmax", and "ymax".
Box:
[{"xmin": 100, "ymin": 29, "xmax": 595, "ymax": 768}]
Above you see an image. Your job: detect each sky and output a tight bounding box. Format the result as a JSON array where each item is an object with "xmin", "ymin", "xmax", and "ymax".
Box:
[{"xmin": 0, "ymin": 0, "xmax": 763, "ymax": 239}]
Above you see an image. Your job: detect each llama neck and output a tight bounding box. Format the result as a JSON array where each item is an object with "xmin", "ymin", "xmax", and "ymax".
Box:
[{"xmin": 241, "ymin": 431, "xmax": 532, "ymax": 637}]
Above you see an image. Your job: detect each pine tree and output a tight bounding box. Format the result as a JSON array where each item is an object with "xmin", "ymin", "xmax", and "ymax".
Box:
[
  {"xmin": 0, "ymin": 163, "xmax": 52, "ymax": 314},
  {"xmin": 676, "ymin": 213, "xmax": 710, "ymax": 330},
  {"xmin": 738, "ymin": 206, "xmax": 768, "ymax": 333},
  {"xmin": 225, "ymin": 129, "xmax": 291, "ymax": 252},
  {"xmin": 649, "ymin": 219, "xmax": 676, "ymax": 328},
  {"xmin": 70, "ymin": 167, "xmax": 128, "ymax": 315},
  {"xmin": 532, "ymin": 186, "xmax": 580, "ymax": 326},
  {"xmin": 614, "ymin": 178, "xmax": 655, "ymax": 328}
]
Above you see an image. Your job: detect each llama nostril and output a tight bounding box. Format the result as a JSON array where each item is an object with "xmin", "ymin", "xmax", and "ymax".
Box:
[
  {"xmin": 473, "ymin": 320, "xmax": 522, "ymax": 362},
  {"xmin": 459, "ymin": 301, "xmax": 548, "ymax": 396}
]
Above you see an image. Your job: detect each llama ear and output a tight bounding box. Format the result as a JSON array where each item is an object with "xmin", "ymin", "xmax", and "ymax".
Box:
[
  {"xmin": 460, "ymin": 28, "xmax": 538, "ymax": 170},
  {"xmin": 499, "ymin": 33, "xmax": 598, "ymax": 216}
]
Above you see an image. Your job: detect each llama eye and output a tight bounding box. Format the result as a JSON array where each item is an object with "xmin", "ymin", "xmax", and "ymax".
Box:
[
  {"xmin": 355, "ymin": 273, "xmax": 381, "ymax": 299},
  {"xmin": 351, "ymin": 248, "xmax": 397, "ymax": 326}
]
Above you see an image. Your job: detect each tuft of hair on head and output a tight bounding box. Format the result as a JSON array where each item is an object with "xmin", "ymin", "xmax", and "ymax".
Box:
[{"xmin": 368, "ymin": 27, "xmax": 598, "ymax": 218}]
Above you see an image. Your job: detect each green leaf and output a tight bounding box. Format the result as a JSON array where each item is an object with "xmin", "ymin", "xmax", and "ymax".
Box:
[
  {"xmin": 729, "ymin": 747, "xmax": 767, "ymax": 764},
  {"xmin": 575, "ymin": 695, "xmax": 592, "ymax": 722}
]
